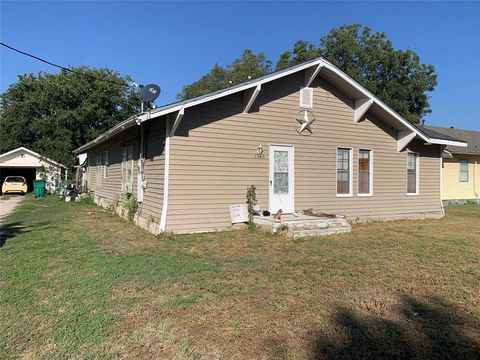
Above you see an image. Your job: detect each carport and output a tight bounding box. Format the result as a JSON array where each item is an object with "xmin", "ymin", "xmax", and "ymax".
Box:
[{"xmin": 0, "ymin": 147, "xmax": 67, "ymax": 194}]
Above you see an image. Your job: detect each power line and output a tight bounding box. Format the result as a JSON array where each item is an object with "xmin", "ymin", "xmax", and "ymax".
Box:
[{"xmin": 0, "ymin": 41, "xmax": 128, "ymax": 87}]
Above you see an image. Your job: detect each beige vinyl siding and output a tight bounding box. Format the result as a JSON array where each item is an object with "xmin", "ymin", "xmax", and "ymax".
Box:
[
  {"xmin": 166, "ymin": 72, "xmax": 442, "ymax": 233},
  {"xmin": 86, "ymin": 130, "xmax": 139, "ymax": 208},
  {"xmin": 136, "ymin": 121, "xmax": 166, "ymax": 221},
  {"xmin": 85, "ymin": 121, "xmax": 166, "ymax": 224}
]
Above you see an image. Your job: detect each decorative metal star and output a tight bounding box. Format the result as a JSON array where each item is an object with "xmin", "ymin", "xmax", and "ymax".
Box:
[{"xmin": 296, "ymin": 110, "xmax": 315, "ymax": 134}]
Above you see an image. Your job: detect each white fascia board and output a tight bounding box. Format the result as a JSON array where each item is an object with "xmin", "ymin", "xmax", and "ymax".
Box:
[
  {"xmin": 77, "ymin": 56, "xmax": 469, "ymax": 152},
  {"xmin": 0, "ymin": 146, "xmax": 67, "ymax": 169},
  {"xmin": 397, "ymin": 131, "xmax": 417, "ymax": 152},
  {"xmin": 0, "ymin": 147, "xmax": 34, "ymax": 160},
  {"xmin": 140, "ymin": 60, "xmax": 326, "ymax": 124},
  {"xmin": 354, "ymin": 98, "xmax": 373, "ymax": 123},
  {"xmin": 74, "ymin": 117, "xmax": 137, "ymax": 153},
  {"xmin": 304, "ymin": 64, "xmax": 323, "ymax": 87},
  {"xmin": 320, "ymin": 60, "xmax": 431, "ymax": 142},
  {"xmin": 427, "ymin": 138, "xmax": 468, "ymax": 147},
  {"xmin": 243, "ymin": 84, "xmax": 261, "ymax": 114},
  {"xmin": 169, "ymin": 106, "xmax": 185, "ymax": 136}
]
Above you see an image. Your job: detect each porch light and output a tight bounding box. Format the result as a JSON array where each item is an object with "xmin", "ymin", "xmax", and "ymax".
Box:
[{"xmin": 256, "ymin": 145, "xmax": 264, "ymax": 159}]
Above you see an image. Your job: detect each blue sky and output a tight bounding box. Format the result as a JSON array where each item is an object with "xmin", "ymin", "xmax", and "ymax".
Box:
[{"xmin": 1, "ymin": 1, "xmax": 479, "ymax": 130}]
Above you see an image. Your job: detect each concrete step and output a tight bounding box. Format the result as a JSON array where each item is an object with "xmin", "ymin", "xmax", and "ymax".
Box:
[{"xmin": 283, "ymin": 218, "xmax": 352, "ymax": 239}]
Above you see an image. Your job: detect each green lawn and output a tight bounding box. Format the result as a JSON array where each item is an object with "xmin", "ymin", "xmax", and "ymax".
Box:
[{"xmin": 1, "ymin": 197, "xmax": 479, "ymax": 359}]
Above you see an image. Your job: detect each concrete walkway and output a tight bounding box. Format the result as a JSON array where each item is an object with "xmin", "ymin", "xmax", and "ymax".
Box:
[{"xmin": 0, "ymin": 196, "xmax": 25, "ymax": 225}]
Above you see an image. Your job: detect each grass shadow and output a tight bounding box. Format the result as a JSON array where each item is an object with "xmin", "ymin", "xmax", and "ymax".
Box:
[
  {"xmin": 0, "ymin": 221, "xmax": 52, "ymax": 248},
  {"xmin": 311, "ymin": 295, "xmax": 480, "ymax": 360}
]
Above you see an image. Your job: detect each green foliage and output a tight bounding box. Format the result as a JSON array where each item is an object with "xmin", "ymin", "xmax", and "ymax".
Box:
[
  {"xmin": 277, "ymin": 25, "xmax": 437, "ymax": 124},
  {"xmin": 275, "ymin": 224, "xmax": 289, "ymax": 235},
  {"xmin": 0, "ymin": 67, "xmax": 139, "ymax": 169},
  {"xmin": 122, "ymin": 192, "xmax": 138, "ymax": 221},
  {"xmin": 76, "ymin": 194, "xmax": 94, "ymax": 205},
  {"xmin": 246, "ymin": 185, "xmax": 257, "ymax": 228},
  {"xmin": 303, "ymin": 208, "xmax": 315, "ymax": 216},
  {"xmin": 178, "ymin": 50, "xmax": 272, "ymax": 100}
]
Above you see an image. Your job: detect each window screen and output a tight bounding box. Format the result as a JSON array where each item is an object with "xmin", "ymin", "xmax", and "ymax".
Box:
[
  {"xmin": 358, "ymin": 150, "xmax": 371, "ymax": 194},
  {"xmin": 337, "ymin": 148, "xmax": 351, "ymax": 195},
  {"xmin": 459, "ymin": 160, "xmax": 469, "ymax": 182}
]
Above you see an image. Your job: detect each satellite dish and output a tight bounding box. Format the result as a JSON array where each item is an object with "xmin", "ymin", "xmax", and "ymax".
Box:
[{"xmin": 139, "ymin": 84, "xmax": 161, "ymax": 103}]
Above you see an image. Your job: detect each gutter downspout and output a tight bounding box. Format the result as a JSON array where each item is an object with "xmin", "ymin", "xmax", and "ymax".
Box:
[
  {"xmin": 440, "ymin": 146, "xmax": 445, "ymax": 216},
  {"xmin": 474, "ymin": 160, "xmax": 478, "ymax": 198},
  {"xmin": 159, "ymin": 116, "xmax": 170, "ymax": 232}
]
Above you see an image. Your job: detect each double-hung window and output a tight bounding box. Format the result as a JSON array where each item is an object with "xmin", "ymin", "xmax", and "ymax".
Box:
[
  {"xmin": 337, "ymin": 148, "xmax": 352, "ymax": 196},
  {"xmin": 103, "ymin": 151, "xmax": 109, "ymax": 179},
  {"xmin": 459, "ymin": 160, "xmax": 469, "ymax": 182},
  {"xmin": 122, "ymin": 145, "xmax": 134, "ymax": 193},
  {"xmin": 358, "ymin": 149, "xmax": 372, "ymax": 195},
  {"xmin": 96, "ymin": 154, "xmax": 102, "ymax": 188},
  {"xmin": 407, "ymin": 152, "xmax": 419, "ymax": 195}
]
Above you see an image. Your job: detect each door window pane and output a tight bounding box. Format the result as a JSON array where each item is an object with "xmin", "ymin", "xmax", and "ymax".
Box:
[
  {"xmin": 274, "ymin": 151, "xmax": 288, "ymax": 172},
  {"xmin": 274, "ymin": 173, "xmax": 288, "ymax": 194},
  {"xmin": 273, "ymin": 150, "xmax": 288, "ymax": 194}
]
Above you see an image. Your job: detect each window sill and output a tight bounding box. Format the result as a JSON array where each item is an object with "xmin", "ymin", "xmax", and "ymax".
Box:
[
  {"xmin": 336, "ymin": 194, "xmax": 353, "ymax": 198},
  {"xmin": 358, "ymin": 193, "xmax": 373, "ymax": 197},
  {"xmin": 406, "ymin": 193, "xmax": 419, "ymax": 196}
]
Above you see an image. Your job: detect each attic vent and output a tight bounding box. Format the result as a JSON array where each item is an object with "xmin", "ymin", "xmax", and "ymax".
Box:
[{"xmin": 300, "ymin": 87, "xmax": 313, "ymax": 109}]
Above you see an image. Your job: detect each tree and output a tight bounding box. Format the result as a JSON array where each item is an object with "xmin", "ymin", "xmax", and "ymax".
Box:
[
  {"xmin": 0, "ymin": 67, "xmax": 139, "ymax": 168},
  {"xmin": 277, "ymin": 25, "xmax": 437, "ymax": 124},
  {"xmin": 178, "ymin": 50, "xmax": 272, "ymax": 100}
]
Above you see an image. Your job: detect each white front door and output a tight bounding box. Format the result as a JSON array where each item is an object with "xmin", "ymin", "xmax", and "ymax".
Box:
[{"xmin": 269, "ymin": 145, "xmax": 294, "ymax": 214}]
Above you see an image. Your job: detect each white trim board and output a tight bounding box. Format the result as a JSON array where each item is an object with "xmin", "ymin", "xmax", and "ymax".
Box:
[{"xmin": 74, "ymin": 57, "xmax": 468, "ymax": 153}]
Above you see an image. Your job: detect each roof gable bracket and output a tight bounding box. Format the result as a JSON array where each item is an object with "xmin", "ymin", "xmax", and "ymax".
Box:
[
  {"xmin": 169, "ymin": 106, "xmax": 185, "ymax": 136},
  {"xmin": 354, "ymin": 98, "xmax": 373, "ymax": 123},
  {"xmin": 304, "ymin": 64, "xmax": 323, "ymax": 87},
  {"xmin": 397, "ymin": 131, "xmax": 416, "ymax": 152},
  {"xmin": 243, "ymin": 85, "xmax": 261, "ymax": 114}
]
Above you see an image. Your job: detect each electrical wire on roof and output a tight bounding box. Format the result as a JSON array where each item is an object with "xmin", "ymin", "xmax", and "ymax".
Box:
[{"xmin": 0, "ymin": 41, "xmax": 128, "ymax": 87}]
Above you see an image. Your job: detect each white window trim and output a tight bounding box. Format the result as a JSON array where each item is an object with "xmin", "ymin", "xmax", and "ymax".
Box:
[
  {"xmin": 406, "ymin": 152, "xmax": 420, "ymax": 196},
  {"xmin": 336, "ymin": 147, "xmax": 353, "ymax": 197},
  {"xmin": 357, "ymin": 148, "xmax": 373, "ymax": 196}
]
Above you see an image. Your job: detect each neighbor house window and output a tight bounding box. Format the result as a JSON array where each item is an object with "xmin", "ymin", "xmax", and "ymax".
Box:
[
  {"xmin": 459, "ymin": 160, "xmax": 469, "ymax": 182},
  {"xmin": 337, "ymin": 148, "xmax": 352, "ymax": 196},
  {"xmin": 103, "ymin": 151, "xmax": 109, "ymax": 179},
  {"xmin": 358, "ymin": 149, "xmax": 372, "ymax": 195},
  {"xmin": 96, "ymin": 154, "xmax": 102, "ymax": 188},
  {"xmin": 407, "ymin": 152, "xmax": 419, "ymax": 195},
  {"xmin": 122, "ymin": 145, "xmax": 134, "ymax": 192}
]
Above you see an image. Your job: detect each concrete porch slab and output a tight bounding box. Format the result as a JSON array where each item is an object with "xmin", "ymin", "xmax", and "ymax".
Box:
[{"xmin": 254, "ymin": 213, "xmax": 352, "ymax": 239}]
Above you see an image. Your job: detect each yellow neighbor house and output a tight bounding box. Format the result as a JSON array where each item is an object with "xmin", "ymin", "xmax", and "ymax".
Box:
[{"xmin": 421, "ymin": 126, "xmax": 480, "ymax": 204}]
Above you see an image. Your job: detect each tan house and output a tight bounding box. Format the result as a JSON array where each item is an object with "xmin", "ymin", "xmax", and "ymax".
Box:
[
  {"xmin": 420, "ymin": 126, "xmax": 479, "ymax": 204},
  {"xmin": 74, "ymin": 57, "xmax": 467, "ymax": 234}
]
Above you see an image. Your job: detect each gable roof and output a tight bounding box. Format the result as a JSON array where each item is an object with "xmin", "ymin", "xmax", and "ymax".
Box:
[
  {"xmin": 419, "ymin": 126, "xmax": 480, "ymax": 155},
  {"xmin": 0, "ymin": 147, "xmax": 68, "ymax": 169},
  {"xmin": 74, "ymin": 57, "xmax": 467, "ymax": 153}
]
